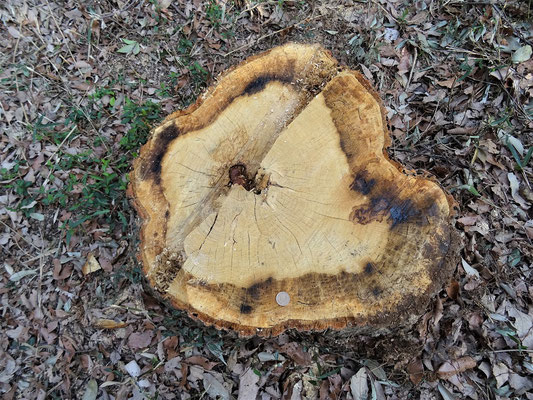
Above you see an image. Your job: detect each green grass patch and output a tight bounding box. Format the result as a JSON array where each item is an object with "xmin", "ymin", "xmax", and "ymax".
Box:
[{"xmin": 3, "ymin": 96, "xmax": 162, "ymax": 245}]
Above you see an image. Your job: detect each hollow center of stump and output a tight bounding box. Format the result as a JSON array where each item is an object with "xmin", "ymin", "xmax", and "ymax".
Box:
[{"xmin": 229, "ymin": 164, "xmax": 254, "ymax": 191}]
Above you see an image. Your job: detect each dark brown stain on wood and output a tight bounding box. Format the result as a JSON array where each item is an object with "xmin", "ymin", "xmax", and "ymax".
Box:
[
  {"xmin": 240, "ymin": 303, "xmax": 253, "ymax": 314},
  {"xmin": 146, "ymin": 124, "xmax": 180, "ymax": 185},
  {"xmin": 351, "ymin": 195, "xmax": 422, "ymax": 228},
  {"xmin": 164, "ymin": 214, "xmax": 454, "ymax": 335},
  {"xmin": 246, "ymin": 277, "xmax": 273, "ymax": 300},
  {"xmin": 365, "ymin": 262, "xmax": 374, "ymax": 274},
  {"xmin": 229, "ymin": 164, "xmax": 255, "ymax": 190},
  {"xmin": 141, "ymin": 60, "xmax": 299, "ymax": 185},
  {"xmin": 243, "ymin": 73, "xmax": 295, "ymax": 95},
  {"xmin": 351, "ymin": 172, "xmax": 376, "ymax": 195}
]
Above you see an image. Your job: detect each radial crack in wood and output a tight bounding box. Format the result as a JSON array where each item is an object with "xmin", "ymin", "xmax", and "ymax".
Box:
[{"xmin": 130, "ymin": 43, "xmax": 458, "ymax": 336}]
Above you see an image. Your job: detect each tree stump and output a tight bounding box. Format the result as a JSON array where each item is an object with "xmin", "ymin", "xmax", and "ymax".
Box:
[{"xmin": 130, "ymin": 43, "xmax": 458, "ymax": 336}]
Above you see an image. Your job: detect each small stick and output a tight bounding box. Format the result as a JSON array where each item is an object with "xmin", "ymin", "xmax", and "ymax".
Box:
[
  {"xmin": 407, "ymin": 46, "xmax": 418, "ymax": 89},
  {"xmin": 224, "ymin": 16, "xmax": 321, "ymax": 57}
]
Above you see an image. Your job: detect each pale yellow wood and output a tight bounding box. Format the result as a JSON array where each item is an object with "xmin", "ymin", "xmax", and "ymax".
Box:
[{"xmin": 130, "ymin": 44, "xmax": 457, "ymax": 336}]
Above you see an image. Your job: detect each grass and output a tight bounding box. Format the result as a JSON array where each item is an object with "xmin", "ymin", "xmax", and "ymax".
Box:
[
  {"xmin": 206, "ymin": 0, "xmax": 224, "ymax": 29},
  {"xmin": 1, "ymin": 94, "xmax": 161, "ymax": 245},
  {"xmin": 173, "ymin": 37, "xmax": 210, "ymax": 106}
]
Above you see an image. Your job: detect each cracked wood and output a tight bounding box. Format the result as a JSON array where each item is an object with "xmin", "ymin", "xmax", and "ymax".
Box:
[{"xmin": 129, "ymin": 43, "xmax": 459, "ymax": 336}]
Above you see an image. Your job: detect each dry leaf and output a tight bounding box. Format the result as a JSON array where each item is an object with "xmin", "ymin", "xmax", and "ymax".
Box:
[
  {"xmin": 508, "ymin": 173, "xmax": 529, "ymax": 209},
  {"xmin": 493, "ymin": 362, "xmax": 509, "ymax": 388},
  {"xmin": 406, "ymin": 358, "xmax": 424, "ymax": 385},
  {"xmin": 82, "ymin": 253, "xmax": 101, "ymax": 275},
  {"xmin": 157, "ymin": 0, "xmax": 172, "ymax": 9},
  {"xmin": 437, "ymin": 383, "xmax": 457, "ymax": 400},
  {"xmin": 128, "ymin": 330, "xmax": 154, "ymax": 349},
  {"xmin": 506, "ymin": 306, "xmax": 533, "ymax": 348},
  {"xmin": 456, "ymin": 216, "xmax": 478, "ymax": 226},
  {"xmin": 94, "ymin": 319, "xmax": 128, "ymax": 329},
  {"xmin": 237, "ymin": 368, "xmax": 260, "ymax": 400},
  {"xmin": 446, "ymin": 280, "xmax": 460, "ymax": 301},
  {"xmin": 81, "ymin": 379, "xmax": 98, "ymax": 400},
  {"xmin": 397, "ymin": 49, "xmax": 411, "ymax": 76},
  {"xmin": 125, "ymin": 360, "xmax": 141, "ymax": 378},
  {"xmin": 512, "ymin": 45, "xmax": 532, "ymax": 63},
  {"xmin": 184, "ymin": 356, "xmax": 218, "ymax": 370},
  {"xmin": 7, "ymin": 26, "xmax": 22, "ymax": 39},
  {"xmin": 279, "ymin": 342, "xmax": 312, "ymax": 366},
  {"xmin": 437, "ymin": 78, "xmax": 456, "ymax": 88},
  {"xmin": 369, "ymin": 376, "xmax": 386, "ymax": 400},
  {"xmin": 203, "ymin": 373, "xmax": 230, "ymax": 400},
  {"xmin": 437, "ymin": 356, "xmax": 477, "ymax": 379},
  {"xmin": 350, "ymin": 368, "xmax": 368, "ymax": 400},
  {"xmin": 509, "ymin": 373, "xmax": 533, "ymax": 395},
  {"xmin": 461, "ymin": 258, "xmax": 479, "ymax": 278}
]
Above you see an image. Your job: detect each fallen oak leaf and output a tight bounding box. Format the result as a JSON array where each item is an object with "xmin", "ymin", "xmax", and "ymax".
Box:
[
  {"xmin": 82, "ymin": 253, "xmax": 101, "ymax": 275},
  {"xmin": 128, "ymin": 330, "xmax": 154, "ymax": 349},
  {"xmin": 437, "ymin": 356, "xmax": 476, "ymax": 379},
  {"xmin": 183, "ymin": 356, "xmax": 218, "ymax": 370},
  {"xmin": 278, "ymin": 342, "xmax": 312, "ymax": 366},
  {"xmin": 406, "ymin": 358, "xmax": 424, "ymax": 385}
]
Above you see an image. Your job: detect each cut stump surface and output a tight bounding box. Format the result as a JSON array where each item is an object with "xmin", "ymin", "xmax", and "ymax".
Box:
[{"xmin": 130, "ymin": 43, "xmax": 458, "ymax": 336}]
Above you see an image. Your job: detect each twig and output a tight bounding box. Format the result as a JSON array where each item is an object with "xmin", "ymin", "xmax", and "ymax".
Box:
[
  {"xmin": 37, "ymin": 228, "xmax": 45, "ymax": 317},
  {"xmin": 0, "ymin": 219, "xmax": 42, "ymax": 252},
  {"xmin": 236, "ymin": 0, "xmax": 280, "ymax": 18},
  {"xmin": 407, "ymin": 46, "xmax": 418, "ymax": 89},
  {"xmin": 441, "ymin": 47, "xmax": 486, "ymax": 57},
  {"xmin": 12, "ymin": 21, "xmax": 22, "ymax": 64},
  {"xmin": 421, "ymin": 99, "xmax": 442, "ymax": 136},
  {"xmin": 45, "ymin": 0, "xmax": 84, "ymax": 77},
  {"xmin": 224, "ymin": 15, "xmax": 321, "ymax": 57},
  {"xmin": 42, "ymin": 125, "xmax": 78, "ymax": 186},
  {"xmin": 371, "ymin": 0, "xmax": 399, "ymax": 24},
  {"xmin": 492, "ymin": 4, "xmax": 533, "ymax": 47},
  {"xmin": 89, "ymin": 0, "xmax": 140, "ymax": 20},
  {"xmin": 482, "ymin": 349, "xmax": 533, "ymax": 354}
]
